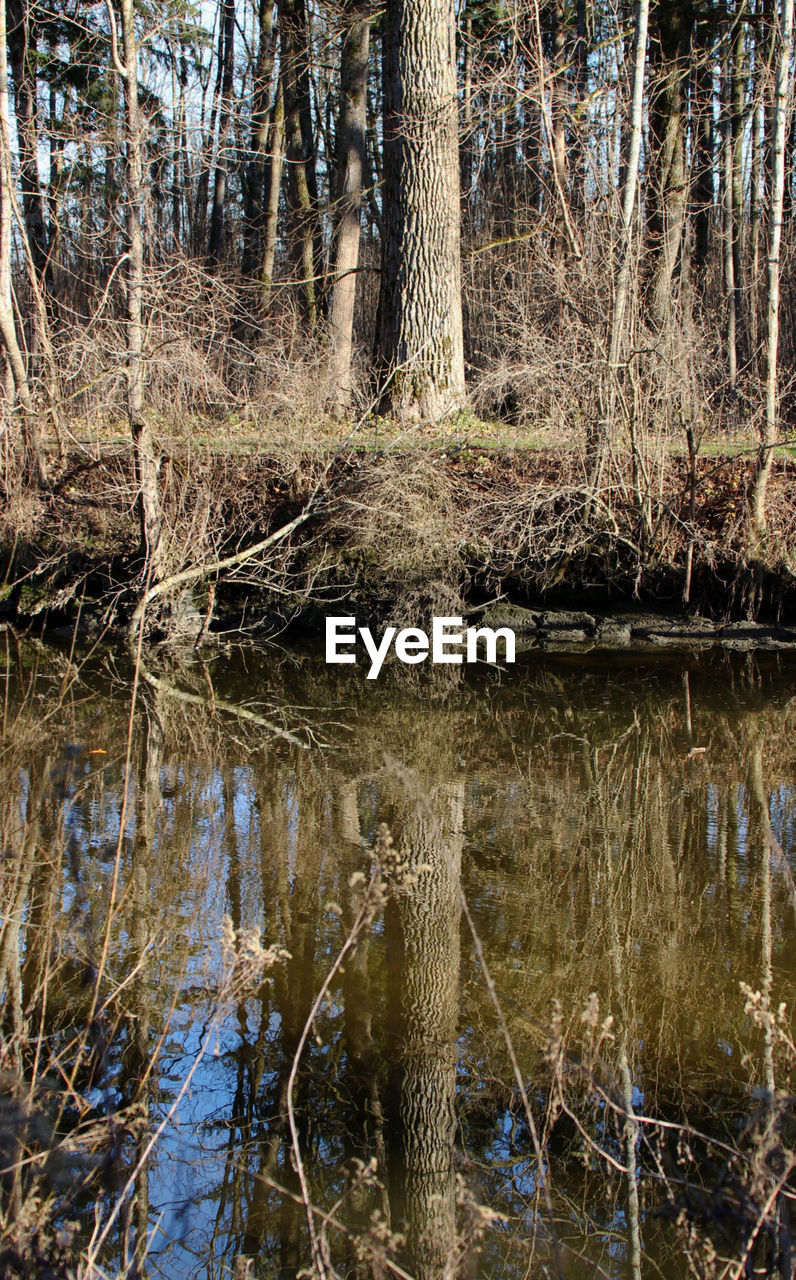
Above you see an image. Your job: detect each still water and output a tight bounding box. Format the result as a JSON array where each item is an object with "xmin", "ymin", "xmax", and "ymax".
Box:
[{"xmin": 2, "ymin": 633, "xmax": 796, "ymax": 1279}]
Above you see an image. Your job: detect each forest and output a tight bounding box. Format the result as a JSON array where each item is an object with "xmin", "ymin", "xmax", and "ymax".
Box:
[{"xmin": 2, "ymin": 0, "xmax": 796, "ymax": 632}]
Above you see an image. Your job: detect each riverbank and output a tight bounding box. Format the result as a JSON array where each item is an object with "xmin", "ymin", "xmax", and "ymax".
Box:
[{"xmin": 2, "ymin": 440, "xmax": 796, "ymax": 642}]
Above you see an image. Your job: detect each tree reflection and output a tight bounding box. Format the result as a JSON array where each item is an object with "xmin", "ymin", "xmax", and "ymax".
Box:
[{"xmin": 383, "ymin": 770, "xmax": 464, "ymax": 1280}]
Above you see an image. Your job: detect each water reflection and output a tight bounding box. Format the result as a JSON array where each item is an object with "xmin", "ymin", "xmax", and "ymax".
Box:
[{"xmin": 1, "ymin": 635, "xmax": 796, "ymax": 1278}]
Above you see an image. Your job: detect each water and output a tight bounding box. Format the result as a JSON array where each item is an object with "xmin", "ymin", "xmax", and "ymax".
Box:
[{"xmin": 2, "ymin": 633, "xmax": 796, "ymax": 1279}]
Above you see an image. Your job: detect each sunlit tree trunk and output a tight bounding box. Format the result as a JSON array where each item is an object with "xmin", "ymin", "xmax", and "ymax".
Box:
[
  {"xmin": 117, "ymin": 0, "xmax": 164, "ymax": 580},
  {"xmin": 750, "ymin": 0, "xmax": 766, "ymax": 364},
  {"xmin": 0, "ymin": 0, "xmax": 42, "ymax": 483},
  {"xmin": 260, "ymin": 77, "xmax": 285, "ymax": 308},
  {"xmin": 550, "ymin": 0, "xmax": 569, "ymax": 256},
  {"xmin": 750, "ymin": 0, "xmax": 794, "ymax": 535},
  {"xmin": 731, "ymin": 11, "xmax": 747, "ymax": 360},
  {"xmin": 587, "ymin": 0, "xmax": 649, "ymax": 505},
  {"xmin": 329, "ymin": 5, "xmax": 370, "ymax": 414},
  {"xmin": 378, "ymin": 0, "xmax": 465, "ymax": 419}
]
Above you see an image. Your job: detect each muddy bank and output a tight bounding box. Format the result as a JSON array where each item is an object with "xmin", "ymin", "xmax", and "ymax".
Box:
[{"xmin": 2, "ymin": 443, "xmax": 796, "ymax": 643}]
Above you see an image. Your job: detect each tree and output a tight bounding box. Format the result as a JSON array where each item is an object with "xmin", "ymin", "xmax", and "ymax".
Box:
[
  {"xmin": 377, "ymin": 0, "xmax": 465, "ymax": 420},
  {"xmin": 750, "ymin": 0, "xmax": 795, "ymax": 535},
  {"xmin": 7, "ymin": 0, "xmax": 51, "ymax": 288},
  {"xmin": 110, "ymin": 0, "xmax": 164, "ymax": 582},
  {"xmin": 0, "ymin": 0, "xmax": 42, "ymax": 483},
  {"xmin": 242, "ymin": 0, "xmax": 279, "ymax": 280},
  {"xmin": 280, "ymin": 0, "xmax": 320, "ymax": 325},
  {"xmin": 645, "ymin": 0, "xmax": 693, "ymax": 326},
  {"xmin": 207, "ymin": 0, "xmax": 235, "ymax": 266},
  {"xmin": 328, "ymin": 0, "xmax": 370, "ymax": 413}
]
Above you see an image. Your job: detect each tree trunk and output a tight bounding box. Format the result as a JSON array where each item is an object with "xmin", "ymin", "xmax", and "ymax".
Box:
[
  {"xmin": 6, "ymin": 0, "xmax": 50, "ymax": 287},
  {"xmin": 723, "ymin": 49, "xmax": 738, "ymax": 387},
  {"xmin": 0, "ymin": 0, "xmax": 42, "ymax": 484},
  {"xmin": 242, "ymin": 0, "xmax": 278, "ymax": 279},
  {"xmin": 378, "ymin": 0, "xmax": 465, "ymax": 420},
  {"xmin": 118, "ymin": 0, "xmax": 164, "ymax": 581},
  {"xmin": 207, "ymin": 0, "xmax": 235, "ymax": 266},
  {"xmin": 691, "ymin": 30, "xmax": 716, "ymax": 278},
  {"xmin": 550, "ymin": 0, "xmax": 569, "ymax": 255},
  {"xmin": 279, "ymin": 0, "xmax": 320, "ymax": 326},
  {"xmin": 750, "ymin": 0, "xmax": 765, "ymax": 364},
  {"xmin": 260, "ymin": 77, "xmax": 285, "ymax": 309},
  {"xmin": 460, "ymin": 6, "xmax": 473, "ymax": 201},
  {"xmin": 645, "ymin": 0, "xmax": 692, "ymax": 327},
  {"xmin": 731, "ymin": 9, "xmax": 747, "ymax": 361},
  {"xmin": 608, "ymin": 0, "xmax": 650, "ymax": 371},
  {"xmin": 750, "ymin": 0, "xmax": 794, "ymax": 536},
  {"xmin": 329, "ymin": 5, "xmax": 370, "ymax": 414}
]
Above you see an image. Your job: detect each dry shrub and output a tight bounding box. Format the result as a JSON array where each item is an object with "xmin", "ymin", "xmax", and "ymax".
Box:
[
  {"xmin": 0, "ymin": 484, "xmax": 45, "ymax": 545},
  {"xmin": 338, "ymin": 453, "xmax": 469, "ymax": 618}
]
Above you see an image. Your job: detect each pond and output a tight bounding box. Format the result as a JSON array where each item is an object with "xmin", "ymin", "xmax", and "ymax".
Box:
[{"xmin": 2, "ymin": 632, "xmax": 796, "ymax": 1279}]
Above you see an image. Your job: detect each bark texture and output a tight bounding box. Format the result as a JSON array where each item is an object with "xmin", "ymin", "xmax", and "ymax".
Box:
[
  {"xmin": 386, "ymin": 782, "xmax": 462, "ymax": 1280},
  {"xmin": 378, "ymin": 0, "xmax": 465, "ymax": 420}
]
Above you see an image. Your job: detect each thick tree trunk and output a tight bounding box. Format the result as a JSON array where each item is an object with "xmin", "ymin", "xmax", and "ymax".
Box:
[
  {"xmin": 329, "ymin": 6, "xmax": 370, "ymax": 414},
  {"xmin": 118, "ymin": 0, "xmax": 163, "ymax": 581},
  {"xmin": 750, "ymin": 0, "xmax": 794, "ymax": 535},
  {"xmin": 378, "ymin": 0, "xmax": 465, "ymax": 420}
]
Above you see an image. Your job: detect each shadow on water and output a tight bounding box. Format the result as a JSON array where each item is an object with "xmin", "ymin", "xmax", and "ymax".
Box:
[{"xmin": 2, "ymin": 632, "xmax": 796, "ymax": 1278}]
